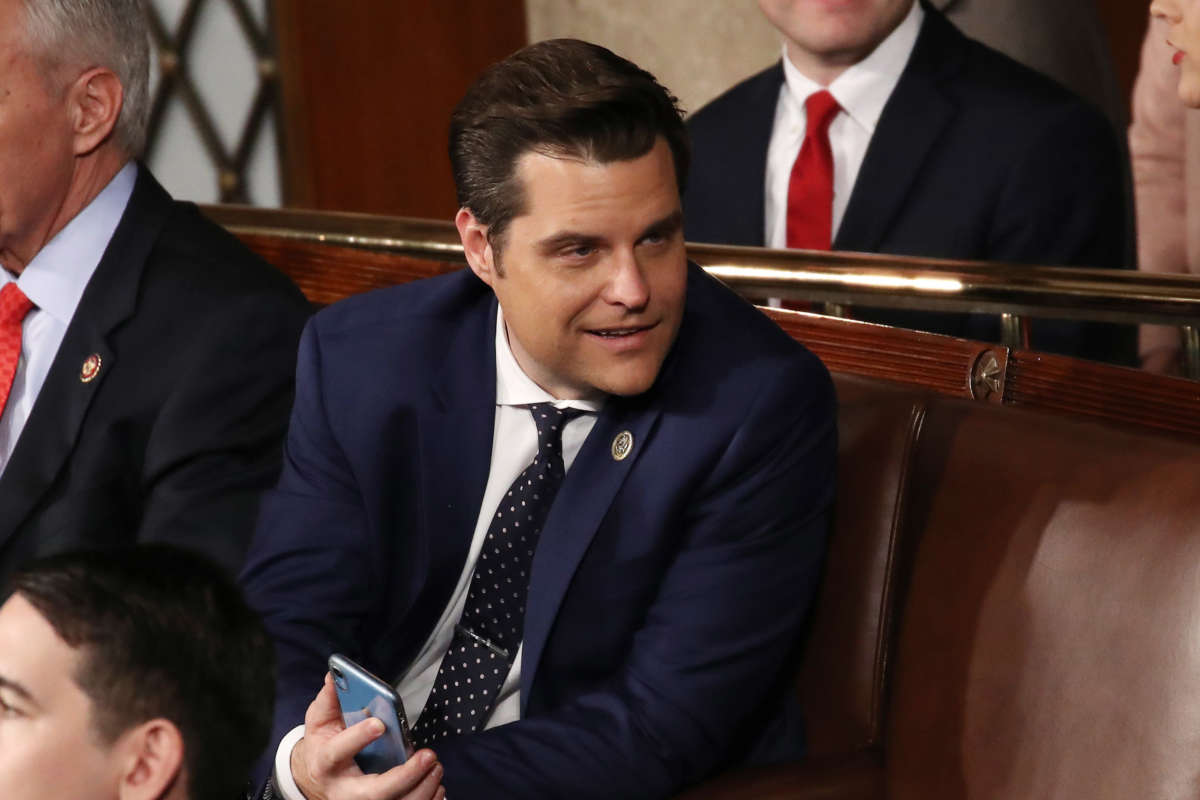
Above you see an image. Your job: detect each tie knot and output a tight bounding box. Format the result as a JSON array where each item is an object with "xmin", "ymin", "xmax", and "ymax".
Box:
[
  {"xmin": 529, "ymin": 403, "xmax": 586, "ymax": 453},
  {"xmin": 0, "ymin": 282, "xmax": 33, "ymax": 326},
  {"xmin": 804, "ymin": 90, "xmax": 840, "ymax": 136}
]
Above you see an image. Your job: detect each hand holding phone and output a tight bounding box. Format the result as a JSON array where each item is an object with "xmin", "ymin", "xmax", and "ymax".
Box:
[
  {"xmin": 328, "ymin": 653, "xmax": 415, "ymax": 774},
  {"xmin": 290, "ymin": 670, "xmax": 443, "ymax": 800}
]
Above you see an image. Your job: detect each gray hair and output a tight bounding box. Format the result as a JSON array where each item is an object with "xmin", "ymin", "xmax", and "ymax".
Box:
[{"xmin": 21, "ymin": 0, "xmax": 150, "ymax": 157}]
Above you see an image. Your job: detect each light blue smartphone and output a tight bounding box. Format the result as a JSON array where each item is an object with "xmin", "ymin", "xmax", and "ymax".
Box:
[{"xmin": 328, "ymin": 654, "xmax": 415, "ymax": 773}]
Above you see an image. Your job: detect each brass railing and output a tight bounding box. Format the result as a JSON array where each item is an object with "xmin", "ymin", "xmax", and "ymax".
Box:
[{"xmin": 202, "ymin": 205, "xmax": 1200, "ymax": 378}]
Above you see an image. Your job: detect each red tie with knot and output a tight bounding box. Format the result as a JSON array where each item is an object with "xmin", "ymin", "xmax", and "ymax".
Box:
[
  {"xmin": 786, "ymin": 89, "xmax": 842, "ymax": 251},
  {"xmin": 0, "ymin": 282, "xmax": 33, "ymax": 418}
]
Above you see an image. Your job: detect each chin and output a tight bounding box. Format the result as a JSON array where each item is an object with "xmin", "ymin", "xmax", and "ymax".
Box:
[
  {"xmin": 603, "ymin": 380, "xmax": 656, "ymax": 398},
  {"xmin": 593, "ymin": 363, "xmax": 662, "ymax": 398},
  {"xmin": 1180, "ymin": 72, "xmax": 1200, "ymax": 109}
]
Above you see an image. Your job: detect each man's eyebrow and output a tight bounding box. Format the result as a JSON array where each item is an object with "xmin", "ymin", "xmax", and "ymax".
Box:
[
  {"xmin": 535, "ymin": 231, "xmax": 605, "ymax": 255},
  {"xmin": 0, "ymin": 675, "xmax": 33, "ymax": 702},
  {"xmin": 640, "ymin": 210, "xmax": 684, "ymax": 239},
  {"xmin": 535, "ymin": 210, "xmax": 685, "ymax": 255}
]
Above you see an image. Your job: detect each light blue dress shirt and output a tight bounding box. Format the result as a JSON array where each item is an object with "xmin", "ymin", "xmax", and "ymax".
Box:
[{"xmin": 0, "ymin": 161, "xmax": 136, "ymax": 475}]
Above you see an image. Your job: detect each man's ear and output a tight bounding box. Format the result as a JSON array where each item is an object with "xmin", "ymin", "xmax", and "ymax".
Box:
[
  {"xmin": 456, "ymin": 207, "xmax": 499, "ymax": 287},
  {"xmin": 68, "ymin": 66, "xmax": 124, "ymax": 156},
  {"xmin": 114, "ymin": 718, "xmax": 186, "ymax": 800}
]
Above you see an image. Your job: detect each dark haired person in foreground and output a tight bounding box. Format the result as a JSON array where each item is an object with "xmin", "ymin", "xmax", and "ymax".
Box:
[
  {"xmin": 244, "ymin": 38, "xmax": 836, "ymax": 799},
  {"xmin": 0, "ymin": 545, "xmax": 275, "ymax": 800}
]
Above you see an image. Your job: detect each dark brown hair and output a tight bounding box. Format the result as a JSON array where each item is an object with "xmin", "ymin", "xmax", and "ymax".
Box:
[
  {"xmin": 9, "ymin": 545, "xmax": 274, "ymax": 800},
  {"xmin": 449, "ymin": 38, "xmax": 689, "ymax": 244}
]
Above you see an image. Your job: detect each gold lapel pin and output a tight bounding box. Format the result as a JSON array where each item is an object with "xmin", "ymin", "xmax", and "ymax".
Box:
[
  {"xmin": 611, "ymin": 430, "xmax": 633, "ymax": 461},
  {"xmin": 80, "ymin": 353, "xmax": 102, "ymax": 383}
]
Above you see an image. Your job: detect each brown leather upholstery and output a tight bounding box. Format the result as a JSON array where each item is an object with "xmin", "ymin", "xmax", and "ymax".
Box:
[
  {"xmin": 798, "ymin": 376, "xmax": 927, "ymax": 757},
  {"xmin": 887, "ymin": 393, "xmax": 1200, "ymax": 798},
  {"xmin": 683, "ymin": 370, "xmax": 1200, "ymax": 799},
  {"xmin": 681, "ymin": 753, "xmax": 885, "ymax": 800}
]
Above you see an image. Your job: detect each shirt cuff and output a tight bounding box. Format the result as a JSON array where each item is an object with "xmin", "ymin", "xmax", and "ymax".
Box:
[{"xmin": 272, "ymin": 725, "xmax": 308, "ymax": 800}]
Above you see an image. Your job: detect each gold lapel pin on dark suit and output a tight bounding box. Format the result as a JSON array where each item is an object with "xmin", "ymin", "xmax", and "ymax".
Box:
[
  {"xmin": 80, "ymin": 353, "xmax": 102, "ymax": 383},
  {"xmin": 611, "ymin": 431, "xmax": 633, "ymax": 461}
]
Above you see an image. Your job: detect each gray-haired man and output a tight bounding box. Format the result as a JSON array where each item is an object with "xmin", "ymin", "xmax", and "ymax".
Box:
[{"xmin": 0, "ymin": 0, "xmax": 310, "ymax": 584}]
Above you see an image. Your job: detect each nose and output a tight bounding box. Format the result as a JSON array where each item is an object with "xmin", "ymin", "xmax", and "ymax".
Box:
[
  {"xmin": 602, "ymin": 249, "xmax": 650, "ymax": 311},
  {"xmin": 1151, "ymin": 0, "xmax": 1181, "ymax": 22}
]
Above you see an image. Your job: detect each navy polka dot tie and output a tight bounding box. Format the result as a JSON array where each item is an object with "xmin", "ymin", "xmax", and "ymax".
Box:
[{"xmin": 412, "ymin": 403, "xmax": 585, "ymax": 745}]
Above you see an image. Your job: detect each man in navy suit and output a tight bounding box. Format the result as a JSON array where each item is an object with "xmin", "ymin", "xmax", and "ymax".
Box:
[
  {"xmin": 243, "ymin": 39, "xmax": 836, "ymax": 800},
  {"xmin": 684, "ymin": 0, "xmax": 1129, "ymax": 363}
]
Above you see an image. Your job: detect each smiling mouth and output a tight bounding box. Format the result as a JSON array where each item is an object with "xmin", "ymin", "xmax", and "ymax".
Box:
[{"xmin": 586, "ymin": 322, "xmax": 657, "ymax": 339}]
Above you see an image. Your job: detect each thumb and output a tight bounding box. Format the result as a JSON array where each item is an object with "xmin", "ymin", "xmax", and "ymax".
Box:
[{"xmin": 305, "ymin": 672, "xmax": 347, "ymax": 733}]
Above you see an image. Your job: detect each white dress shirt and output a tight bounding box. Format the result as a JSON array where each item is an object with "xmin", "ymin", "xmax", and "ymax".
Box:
[
  {"xmin": 274, "ymin": 306, "xmax": 602, "ymax": 798},
  {"xmin": 0, "ymin": 161, "xmax": 136, "ymax": 475},
  {"xmin": 763, "ymin": 2, "xmax": 924, "ymax": 248}
]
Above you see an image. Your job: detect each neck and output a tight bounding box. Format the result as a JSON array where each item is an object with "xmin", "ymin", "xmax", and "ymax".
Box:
[
  {"xmin": 782, "ymin": 0, "xmax": 915, "ymax": 87},
  {"xmin": 2, "ymin": 146, "xmax": 128, "ymax": 275},
  {"xmin": 783, "ymin": 43, "xmax": 851, "ymax": 87}
]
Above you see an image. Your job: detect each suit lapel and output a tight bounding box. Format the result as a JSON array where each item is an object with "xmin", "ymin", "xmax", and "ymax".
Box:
[
  {"xmin": 0, "ymin": 166, "xmax": 169, "ymax": 546},
  {"xmin": 402, "ymin": 294, "xmax": 497, "ymax": 664},
  {"xmin": 733, "ymin": 64, "xmax": 785, "ymax": 248},
  {"xmin": 520, "ymin": 397, "xmax": 662, "ymax": 709},
  {"xmin": 834, "ymin": 9, "xmax": 962, "ymax": 253}
]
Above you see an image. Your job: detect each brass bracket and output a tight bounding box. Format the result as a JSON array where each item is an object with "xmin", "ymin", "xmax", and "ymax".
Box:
[{"xmin": 970, "ymin": 348, "xmax": 1007, "ymax": 403}]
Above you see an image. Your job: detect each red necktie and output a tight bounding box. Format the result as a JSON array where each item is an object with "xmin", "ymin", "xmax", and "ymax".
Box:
[
  {"xmin": 786, "ymin": 90, "xmax": 841, "ymax": 250},
  {"xmin": 0, "ymin": 283, "xmax": 34, "ymax": 418}
]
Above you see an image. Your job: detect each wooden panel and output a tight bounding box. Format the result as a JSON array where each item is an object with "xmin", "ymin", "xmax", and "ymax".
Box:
[
  {"xmin": 1096, "ymin": 0, "xmax": 1151, "ymax": 105},
  {"xmin": 272, "ymin": 0, "xmax": 526, "ymax": 216},
  {"xmin": 236, "ymin": 233, "xmax": 459, "ymax": 306},
  {"xmin": 764, "ymin": 310, "xmax": 990, "ymax": 400},
  {"xmin": 1006, "ymin": 350, "xmax": 1200, "ymax": 440}
]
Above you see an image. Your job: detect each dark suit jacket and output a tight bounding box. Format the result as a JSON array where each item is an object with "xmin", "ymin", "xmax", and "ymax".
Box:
[
  {"xmin": 241, "ymin": 264, "xmax": 836, "ymax": 798},
  {"xmin": 684, "ymin": 4, "xmax": 1130, "ymax": 362},
  {"xmin": 0, "ymin": 166, "xmax": 310, "ymax": 588}
]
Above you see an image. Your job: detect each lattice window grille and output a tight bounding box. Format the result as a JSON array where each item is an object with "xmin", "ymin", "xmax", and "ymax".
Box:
[{"xmin": 143, "ymin": 0, "xmax": 282, "ymax": 205}]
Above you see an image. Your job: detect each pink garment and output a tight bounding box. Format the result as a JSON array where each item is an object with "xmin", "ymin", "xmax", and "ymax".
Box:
[{"xmin": 1130, "ymin": 18, "xmax": 1200, "ymax": 362}]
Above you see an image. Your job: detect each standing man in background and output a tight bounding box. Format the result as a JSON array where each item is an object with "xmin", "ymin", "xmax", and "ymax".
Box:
[
  {"xmin": 685, "ymin": 0, "xmax": 1129, "ymax": 363},
  {"xmin": 0, "ymin": 0, "xmax": 310, "ymax": 586}
]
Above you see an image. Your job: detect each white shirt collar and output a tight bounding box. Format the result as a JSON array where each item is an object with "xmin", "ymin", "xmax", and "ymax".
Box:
[
  {"xmin": 780, "ymin": 1, "xmax": 924, "ymax": 136},
  {"xmin": 10, "ymin": 161, "xmax": 137, "ymax": 325},
  {"xmin": 494, "ymin": 304, "xmax": 605, "ymax": 412}
]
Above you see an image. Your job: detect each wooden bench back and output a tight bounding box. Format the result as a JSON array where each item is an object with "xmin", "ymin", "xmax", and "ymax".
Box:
[{"xmin": 228, "ymin": 229, "xmax": 1200, "ymax": 443}]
